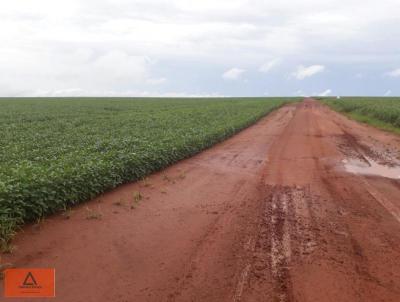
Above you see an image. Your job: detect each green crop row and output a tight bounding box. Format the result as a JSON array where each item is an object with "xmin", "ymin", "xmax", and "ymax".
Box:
[
  {"xmin": 0, "ymin": 97, "xmax": 292, "ymax": 249},
  {"xmin": 322, "ymin": 97, "xmax": 400, "ymax": 131}
]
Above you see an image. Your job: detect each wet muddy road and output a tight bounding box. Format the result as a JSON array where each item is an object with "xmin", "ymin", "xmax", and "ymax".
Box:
[{"xmin": 2, "ymin": 100, "xmax": 400, "ymax": 301}]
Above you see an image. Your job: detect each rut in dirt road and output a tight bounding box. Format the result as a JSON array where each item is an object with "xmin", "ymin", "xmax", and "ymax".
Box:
[
  {"xmin": 2, "ymin": 100, "xmax": 400, "ymax": 302},
  {"xmin": 240, "ymin": 99, "xmax": 400, "ymax": 302}
]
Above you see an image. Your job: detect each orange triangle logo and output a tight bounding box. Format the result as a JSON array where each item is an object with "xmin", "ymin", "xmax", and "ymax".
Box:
[{"xmin": 22, "ymin": 272, "xmax": 37, "ymax": 286}]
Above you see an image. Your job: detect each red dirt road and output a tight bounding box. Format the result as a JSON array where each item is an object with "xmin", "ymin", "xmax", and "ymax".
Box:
[{"xmin": 2, "ymin": 100, "xmax": 400, "ymax": 301}]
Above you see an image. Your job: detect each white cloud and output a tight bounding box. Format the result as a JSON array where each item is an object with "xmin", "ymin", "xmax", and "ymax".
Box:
[
  {"xmin": 384, "ymin": 90, "xmax": 392, "ymax": 96},
  {"xmin": 90, "ymin": 51, "xmax": 149, "ymax": 84},
  {"xmin": 318, "ymin": 89, "xmax": 332, "ymax": 96},
  {"xmin": 1, "ymin": 1, "xmax": 400, "ymax": 96},
  {"xmin": 27, "ymin": 89, "xmax": 227, "ymax": 97},
  {"xmin": 259, "ymin": 58, "xmax": 281, "ymax": 73},
  {"xmin": 292, "ymin": 65, "xmax": 325, "ymax": 80},
  {"xmin": 387, "ymin": 68, "xmax": 400, "ymax": 77},
  {"xmin": 294, "ymin": 90, "xmax": 307, "ymax": 97},
  {"xmin": 30, "ymin": 88, "xmax": 85, "ymax": 97},
  {"xmin": 0, "ymin": 49, "xmax": 155, "ymax": 96},
  {"xmin": 222, "ymin": 68, "xmax": 245, "ymax": 80},
  {"xmin": 146, "ymin": 77, "xmax": 167, "ymax": 85}
]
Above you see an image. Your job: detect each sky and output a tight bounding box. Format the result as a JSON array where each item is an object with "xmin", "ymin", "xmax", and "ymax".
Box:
[{"xmin": 1, "ymin": 0, "xmax": 400, "ymax": 97}]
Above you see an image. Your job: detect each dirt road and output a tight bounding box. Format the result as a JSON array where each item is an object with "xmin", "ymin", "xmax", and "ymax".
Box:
[{"xmin": 2, "ymin": 99, "xmax": 400, "ymax": 301}]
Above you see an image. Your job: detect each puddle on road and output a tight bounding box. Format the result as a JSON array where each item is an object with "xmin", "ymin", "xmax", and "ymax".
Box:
[{"xmin": 343, "ymin": 157, "xmax": 400, "ymax": 179}]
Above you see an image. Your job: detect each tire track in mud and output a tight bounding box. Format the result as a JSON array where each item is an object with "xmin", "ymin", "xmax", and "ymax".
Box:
[
  {"xmin": 239, "ymin": 185, "xmax": 320, "ymax": 302},
  {"xmin": 232, "ymin": 264, "xmax": 251, "ymax": 302},
  {"xmin": 269, "ymin": 187, "xmax": 293, "ymax": 302},
  {"xmin": 318, "ymin": 172, "xmax": 398, "ymax": 299}
]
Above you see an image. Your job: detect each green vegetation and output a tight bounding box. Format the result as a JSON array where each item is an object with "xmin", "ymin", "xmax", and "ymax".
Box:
[
  {"xmin": 322, "ymin": 97, "xmax": 400, "ymax": 133},
  {"xmin": 0, "ymin": 97, "xmax": 291, "ymax": 249}
]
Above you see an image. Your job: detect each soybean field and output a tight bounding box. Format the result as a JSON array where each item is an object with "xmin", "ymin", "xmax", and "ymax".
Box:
[
  {"xmin": 323, "ymin": 97, "xmax": 400, "ymax": 132},
  {"xmin": 0, "ymin": 97, "xmax": 288, "ymax": 248}
]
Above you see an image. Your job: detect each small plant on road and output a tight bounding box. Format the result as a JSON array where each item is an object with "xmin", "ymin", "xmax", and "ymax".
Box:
[{"xmin": 85, "ymin": 206, "xmax": 103, "ymax": 220}]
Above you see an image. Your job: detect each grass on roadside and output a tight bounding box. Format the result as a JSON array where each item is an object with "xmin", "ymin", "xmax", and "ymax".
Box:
[{"xmin": 321, "ymin": 97, "xmax": 400, "ymax": 134}]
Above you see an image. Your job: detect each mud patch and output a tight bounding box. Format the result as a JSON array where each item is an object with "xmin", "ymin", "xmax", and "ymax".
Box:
[
  {"xmin": 245, "ymin": 185, "xmax": 321, "ymax": 302},
  {"xmin": 343, "ymin": 158, "xmax": 400, "ymax": 179},
  {"xmin": 336, "ymin": 130, "xmax": 400, "ymax": 179},
  {"xmin": 336, "ymin": 131, "xmax": 399, "ymax": 166}
]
